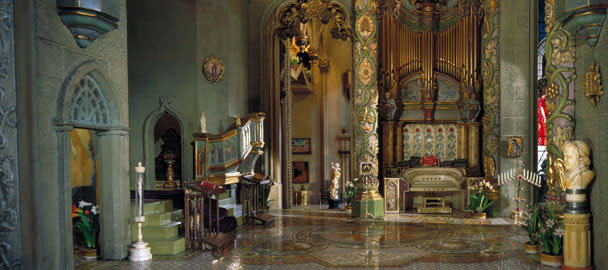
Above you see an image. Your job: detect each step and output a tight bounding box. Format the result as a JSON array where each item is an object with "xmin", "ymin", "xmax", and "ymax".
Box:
[
  {"xmin": 140, "ymin": 209, "xmax": 183, "ymax": 226},
  {"xmin": 148, "ymin": 236, "xmax": 186, "ymax": 256},
  {"xmin": 133, "ymin": 200, "xmax": 174, "ymax": 216},
  {"xmin": 132, "ymin": 221, "xmax": 181, "ymax": 242}
]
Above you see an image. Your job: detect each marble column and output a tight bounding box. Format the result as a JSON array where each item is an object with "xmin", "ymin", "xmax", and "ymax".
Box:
[{"xmin": 97, "ymin": 129, "xmax": 131, "ymax": 259}]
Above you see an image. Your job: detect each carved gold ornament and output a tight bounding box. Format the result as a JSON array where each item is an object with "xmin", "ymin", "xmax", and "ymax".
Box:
[
  {"xmin": 358, "ymin": 58, "xmax": 374, "ymax": 85},
  {"xmin": 584, "ymin": 61, "xmax": 603, "ymax": 107},
  {"xmin": 357, "ymin": 15, "xmax": 374, "ymax": 40},
  {"xmin": 359, "ymin": 107, "xmax": 376, "ymax": 133},
  {"xmin": 545, "ymin": 82, "xmax": 559, "ymax": 114}
]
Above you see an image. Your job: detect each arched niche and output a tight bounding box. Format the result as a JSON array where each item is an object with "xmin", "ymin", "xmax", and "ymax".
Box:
[
  {"xmin": 55, "ymin": 60, "xmax": 130, "ymax": 265},
  {"xmin": 142, "ymin": 97, "xmax": 185, "ymax": 189},
  {"xmin": 153, "ymin": 112, "xmax": 183, "ymax": 183}
]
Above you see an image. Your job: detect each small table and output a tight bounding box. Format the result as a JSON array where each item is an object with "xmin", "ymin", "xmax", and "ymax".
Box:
[{"xmin": 184, "ymin": 182, "xmax": 235, "ymax": 257}]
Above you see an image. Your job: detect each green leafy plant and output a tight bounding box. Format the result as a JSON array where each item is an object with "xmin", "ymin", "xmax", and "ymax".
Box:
[
  {"xmin": 538, "ymin": 203, "xmax": 564, "ymax": 255},
  {"xmin": 343, "ymin": 180, "xmax": 356, "ymax": 206},
  {"xmin": 467, "ymin": 179, "xmax": 496, "ymax": 213},
  {"xmin": 72, "ymin": 201, "xmax": 99, "ymax": 249},
  {"xmin": 521, "ymin": 204, "xmax": 540, "ymax": 245}
]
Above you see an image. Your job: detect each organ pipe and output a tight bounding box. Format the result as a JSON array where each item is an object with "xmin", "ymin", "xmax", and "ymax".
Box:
[{"xmin": 379, "ymin": 12, "xmax": 480, "ymax": 94}]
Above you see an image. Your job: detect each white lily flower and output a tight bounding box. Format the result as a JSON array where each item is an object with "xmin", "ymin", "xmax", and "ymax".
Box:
[
  {"xmin": 91, "ymin": 206, "xmax": 98, "ymax": 215},
  {"xmin": 78, "ymin": 200, "xmax": 93, "ymax": 208}
]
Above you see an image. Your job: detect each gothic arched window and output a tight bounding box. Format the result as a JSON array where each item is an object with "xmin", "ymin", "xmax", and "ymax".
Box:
[{"xmin": 69, "ymin": 74, "xmax": 111, "ymax": 126}]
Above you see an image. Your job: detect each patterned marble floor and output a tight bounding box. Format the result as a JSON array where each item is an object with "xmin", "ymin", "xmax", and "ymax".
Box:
[{"xmin": 76, "ymin": 210, "xmax": 556, "ymax": 270}]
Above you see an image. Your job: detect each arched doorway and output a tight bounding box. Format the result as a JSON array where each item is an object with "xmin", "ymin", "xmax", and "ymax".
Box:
[
  {"xmin": 260, "ymin": 0, "xmax": 353, "ymax": 209},
  {"xmin": 56, "ymin": 61, "xmax": 130, "ymax": 265}
]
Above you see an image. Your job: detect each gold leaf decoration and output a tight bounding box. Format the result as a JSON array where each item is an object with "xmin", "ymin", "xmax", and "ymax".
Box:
[
  {"xmin": 358, "ymin": 58, "xmax": 374, "ymax": 86},
  {"xmin": 357, "ymin": 15, "xmax": 374, "ymax": 40}
]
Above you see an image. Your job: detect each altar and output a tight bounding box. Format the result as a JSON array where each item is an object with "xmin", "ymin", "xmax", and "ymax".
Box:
[{"xmin": 377, "ymin": 8, "xmax": 484, "ymax": 214}]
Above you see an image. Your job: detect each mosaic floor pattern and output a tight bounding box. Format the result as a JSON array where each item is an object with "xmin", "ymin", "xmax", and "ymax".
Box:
[{"xmin": 76, "ymin": 210, "xmax": 556, "ymax": 270}]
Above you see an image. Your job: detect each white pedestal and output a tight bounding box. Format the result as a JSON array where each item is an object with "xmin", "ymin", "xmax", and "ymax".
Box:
[{"xmin": 129, "ymin": 241, "xmax": 152, "ymax": 262}]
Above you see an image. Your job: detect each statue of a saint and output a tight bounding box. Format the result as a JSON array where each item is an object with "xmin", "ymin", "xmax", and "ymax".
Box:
[
  {"xmin": 200, "ymin": 112, "xmax": 207, "ymax": 133},
  {"xmin": 329, "ymin": 162, "xmax": 341, "ymax": 200},
  {"xmin": 382, "ymin": 92, "xmax": 397, "ymax": 120},
  {"xmin": 562, "ymin": 140, "xmax": 594, "ymax": 190}
]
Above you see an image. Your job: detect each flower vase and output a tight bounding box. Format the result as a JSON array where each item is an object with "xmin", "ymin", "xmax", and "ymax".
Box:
[
  {"xmin": 539, "ymin": 252, "xmax": 562, "ymax": 267},
  {"xmin": 471, "ymin": 212, "xmax": 486, "ymax": 219},
  {"xmin": 79, "ymin": 247, "xmax": 98, "ymax": 260},
  {"xmin": 523, "ymin": 242, "xmax": 538, "ymax": 254}
]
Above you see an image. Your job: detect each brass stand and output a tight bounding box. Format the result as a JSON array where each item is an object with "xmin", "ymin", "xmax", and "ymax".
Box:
[{"xmin": 163, "ymin": 159, "xmax": 177, "ymax": 188}]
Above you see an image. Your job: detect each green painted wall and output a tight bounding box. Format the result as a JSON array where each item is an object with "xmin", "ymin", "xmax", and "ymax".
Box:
[
  {"xmin": 128, "ymin": 0, "xmax": 251, "ymax": 187},
  {"xmin": 17, "ymin": 0, "xmax": 130, "ymax": 268},
  {"xmin": 497, "ymin": 0, "xmax": 533, "ymax": 217},
  {"xmin": 573, "ymin": 24, "xmax": 608, "ymax": 267}
]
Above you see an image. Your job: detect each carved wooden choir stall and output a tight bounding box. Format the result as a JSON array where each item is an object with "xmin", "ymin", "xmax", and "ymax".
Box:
[
  {"xmin": 184, "ymin": 113, "xmax": 270, "ymax": 254},
  {"xmin": 378, "ymin": 3, "xmax": 483, "ymax": 214}
]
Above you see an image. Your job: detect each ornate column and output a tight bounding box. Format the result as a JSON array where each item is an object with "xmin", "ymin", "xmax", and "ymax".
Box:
[
  {"xmin": 352, "ymin": 0, "xmax": 383, "ymax": 218},
  {"xmin": 96, "ymin": 129, "xmax": 130, "ymax": 259},
  {"xmin": 1, "ymin": 0, "xmax": 22, "ymax": 268},
  {"xmin": 467, "ymin": 122, "xmax": 481, "ymax": 174},
  {"xmin": 457, "ymin": 123, "xmax": 468, "ymax": 160},
  {"xmin": 481, "ymin": 0, "xmax": 500, "ymax": 178},
  {"xmin": 381, "ymin": 120, "xmax": 395, "ymax": 168},
  {"xmin": 544, "ymin": 0, "xmax": 577, "ymax": 196}
]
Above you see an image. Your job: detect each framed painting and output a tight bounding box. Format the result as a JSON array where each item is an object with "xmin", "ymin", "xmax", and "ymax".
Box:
[
  {"xmin": 194, "ymin": 139, "xmax": 207, "ymax": 180},
  {"xmin": 292, "ymin": 138, "xmax": 311, "ymax": 154},
  {"xmin": 203, "ymin": 55, "xmax": 224, "ymax": 84},
  {"xmin": 507, "ymin": 136, "xmax": 523, "ymax": 157},
  {"xmin": 293, "ymin": 161, "xmax": 309, "ymax": 184}
]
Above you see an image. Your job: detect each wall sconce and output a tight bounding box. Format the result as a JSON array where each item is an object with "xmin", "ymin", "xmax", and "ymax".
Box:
[
  {"xmin": 57, "ymin": 0, "xmax": 120, "ymax": 48},
  {"xmin": 557, "ymin": 0, "xmax": 608, "ymax": 47},
  {"xmin": 584, "ymin": 61, "xmax": 603, "ymax": 107}
]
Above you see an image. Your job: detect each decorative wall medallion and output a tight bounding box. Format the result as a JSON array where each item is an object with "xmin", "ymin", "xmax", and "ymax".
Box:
[
  {"xmin": 357, "ymin": 15, "xmax": 374, "ymax": 40},
  {"xmin": 584, "ymin": 61, "xmax": 603, "ymax": 107},
  {"xmin": 358, "ymin": 58, "xmax": 374, "ymax": 85},
  {"xmin": 202, "ymin": 55, "xmax": 224, "ymax": 84}
]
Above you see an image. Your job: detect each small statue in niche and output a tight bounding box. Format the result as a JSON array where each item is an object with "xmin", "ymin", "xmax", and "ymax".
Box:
[
  {"xmin": 387, "ymin": 181, "xmax": 396, "ymax": 210},
  {"xmin": 382, "ymin": 92, "xmax": 397, "ymax": 120},
  {"xmin": 200, "ymin": 112, "xmax": 207, "ymax": 133},
  {"xmin": 463, "ymin": 91, "xmax": 481, "ymax": 122},
  {"xmin": 561, "ymin": 140, "xmax": 594, "ymax": 191},
  {"xmin": 329, "ymin": 162, "xmax": 341, "ymax": 200}
]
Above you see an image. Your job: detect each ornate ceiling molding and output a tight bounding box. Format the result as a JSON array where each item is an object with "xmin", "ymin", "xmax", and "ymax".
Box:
[{"xmin": 277, "ymin": 0, "xmax": 352, "ymax": 41}]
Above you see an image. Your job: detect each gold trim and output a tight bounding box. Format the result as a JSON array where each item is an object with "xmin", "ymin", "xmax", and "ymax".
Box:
[
  {"xmin": 208, "ymin": 129, "xmax": 238, "ymax": 142},
  {"xmin": 252, "ymin": 141, "xmax": 265, "ymax": 148},
  {"xmin": 74, "ymin": 34, "xmax": 92, "ymax": 41},
  {"xmin": 58, "ymin": 10, "xmax": 118, "ymax": 27},
  {"xmin": 208, "ymin": 158, "xmax": 242, "ymax": 171},
  {"xmin": 562, "ymin": 7, "xmax": 608, "ymax": 25},
  {"xmin": 206, "ymin": 174, "xmax": 241, "ymax": 186}
]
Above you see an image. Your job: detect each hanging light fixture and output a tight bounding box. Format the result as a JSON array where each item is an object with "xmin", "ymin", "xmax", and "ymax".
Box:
[
  {"xmin": 557, "ymin": 0, "xmax": 608, "ymax": 47},
  {"xmin": 57, "ymin": 0, "xmax": 120, "ymax": 48}
]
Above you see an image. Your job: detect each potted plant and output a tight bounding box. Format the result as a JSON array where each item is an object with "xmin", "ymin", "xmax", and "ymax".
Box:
[
  {"xmin": 343, "ymin": 180, "xmax": 356, "ymax": 210},
  {"xmin": 520, "ymin": 204, "xmax": 540, "ymax": 254},
  {"xmin": 538, "ymin": 203, "xmax": 564, "ymax": 267},
  {"xmin": 467, "ymin": 179, "xmax": 496, "ymax": 218},
  {"xmin": 72, "ymin": 201, "xmax": 99, "ymax": 260}
]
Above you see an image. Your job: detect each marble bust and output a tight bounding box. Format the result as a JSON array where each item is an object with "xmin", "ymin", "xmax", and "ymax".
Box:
[
  {"xmin": 562, "ymin": 140, "xmax": 594, "ymax": 190},
  {"xmin": 329, "ymin": 162, "xmax": 341, "ymax": 200}
]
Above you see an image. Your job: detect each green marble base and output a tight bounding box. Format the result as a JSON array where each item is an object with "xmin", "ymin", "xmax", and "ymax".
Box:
[{"xmin": 351, "ymin": 199, "xmax": 384, "ymax": 218}]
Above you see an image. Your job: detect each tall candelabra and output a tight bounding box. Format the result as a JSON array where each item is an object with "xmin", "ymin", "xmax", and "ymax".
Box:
[
  {"xmin": 129, "ymin": 162, "xmax": 152, "ymax": 261},
  {"xmin": 497, "ymin": 159, "xmax": 541, "ymax": 224}
]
